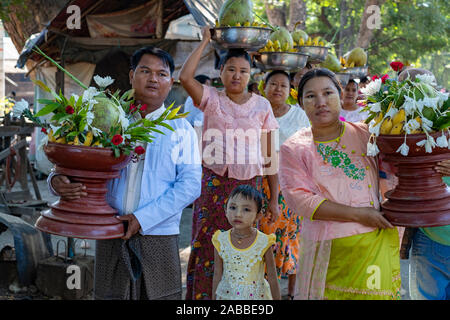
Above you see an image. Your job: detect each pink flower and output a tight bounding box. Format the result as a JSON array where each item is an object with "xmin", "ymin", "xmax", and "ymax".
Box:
[
  {"xmin": 65, "ymin": 105, "xmax": 75, "ymax": 114},
  {"xmin": 381, "ymin": 74, "xmax": 389, "ymax": 83},
  {"xmin": 41, "ymin": 128, "xmax": 48, "ymax": 134},
  {"xmin": 371, "ymin": 75, "xmax": 380, "ymax": 81},
  {"xmin": 111, "ymin": 134, "xmax": 123, "ymax": 145},
  {"xmin": 139, "ymin": 104, "xmax": 147, "ymax": 111},
  {"xmin": 134, "ymin": 146, "xmax": 145, "ymax": 155}
]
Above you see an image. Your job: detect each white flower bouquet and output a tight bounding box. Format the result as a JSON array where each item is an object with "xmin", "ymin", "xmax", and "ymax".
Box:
[
  {"xmin": 362, "ymin": 74, "xmax": 449, "ymax": 156},
  {"xmin": 14, "ymin": 46, "xmax": 187, "ymax": 158}
]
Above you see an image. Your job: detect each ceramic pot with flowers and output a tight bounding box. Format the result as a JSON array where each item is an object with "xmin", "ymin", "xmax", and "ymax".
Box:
[
  {"xmin": 362, "ymin": 73, "xmax": 450, "ymax": 227},
  {"xmin": 14, "ymin": 47, "xmax": 186, "ymax": 239}
]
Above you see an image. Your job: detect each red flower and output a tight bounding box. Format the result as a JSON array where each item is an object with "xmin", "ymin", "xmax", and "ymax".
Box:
[
  {"xmin": 371, "ymin": 75, "xmax": 380, "ymax": 81},
  {"xmin": 41, "ymin": 127, "xmax": 47, "ymax": 134},
  {"xmin": 134, "ymin": 146, "xmax": 145, "ymax": 155},
  {"xmin": 381, "ymin": 74, "xmax": 389, "ymax": 83},
  {"xmin": 111, "ymin": 134, "xmax": 123, "ymax": 145},
  {"xmin": 129, "ymin": 104, "xmax": 137, "ymax": 113},
  {"xmin": 65, "ymin": 105, "xmax": 75, "ymax": 114},
  {"xmin": 139, "ymin": 104, "xmax": 147, "ymax": 111},
  {"xmin": 390, "ymin": 61, "xmax": 404, "ymax": 72}
]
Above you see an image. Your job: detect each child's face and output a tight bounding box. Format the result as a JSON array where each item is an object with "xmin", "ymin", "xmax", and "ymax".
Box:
[{"xmin": 226, "ymin": 194, "xmax": 259, "ymax": 230}]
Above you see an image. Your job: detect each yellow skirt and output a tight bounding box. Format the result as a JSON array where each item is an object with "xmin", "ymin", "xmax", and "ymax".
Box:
[{"xmin": 324, "ymin": 228, "xmax": 402, "ymax": 300}]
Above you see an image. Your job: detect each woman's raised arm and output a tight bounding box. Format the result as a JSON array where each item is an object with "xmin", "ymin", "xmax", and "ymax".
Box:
[{"xmin": 179, "ymin": 26, "xmax": 211, "ymax": 106}]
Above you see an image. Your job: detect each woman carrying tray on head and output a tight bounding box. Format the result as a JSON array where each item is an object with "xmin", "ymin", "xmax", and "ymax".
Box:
[{"xmin": 180, "ymin": 26, "xmax": 279, "ymax": 300}]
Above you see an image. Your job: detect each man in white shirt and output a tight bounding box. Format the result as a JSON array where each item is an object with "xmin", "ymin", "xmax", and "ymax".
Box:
[{"xmin": 48, "ymin": 47, "xmax": 202, "ymax": 300}]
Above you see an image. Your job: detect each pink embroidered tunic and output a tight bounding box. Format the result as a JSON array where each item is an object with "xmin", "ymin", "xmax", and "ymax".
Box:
[
  {"xmin": 198, "ymin": 85, "xmax": 279, "ymax": 180},
  {"xmin": 279, "ymin": 121, "xmax": 381, "ymax": 241}
]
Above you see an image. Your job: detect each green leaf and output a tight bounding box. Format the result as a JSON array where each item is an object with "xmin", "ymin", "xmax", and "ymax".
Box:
[
  {"xmin": 35, "ymin": 103, "xmax": 61, "ymax": 117},
  {"xmin": 37, "ymin": 99, "xmax": 57, "ymax": 105},
  {"xmin": 158, "ymin": 122, "xmax": 175, "ymax": 131},
  {"xmin": 32, "ymin": 79, "xmax": 52, "ymax": 93}
]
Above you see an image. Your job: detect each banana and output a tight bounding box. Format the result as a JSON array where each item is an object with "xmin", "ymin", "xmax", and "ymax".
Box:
[
  {"xmin": 414, "ymin": 116, "xmax": 422, "ymax": 125},
  {"xmin": 380, "ymin": 118, "xmax": 393, "ymax": 134},
  {"xmin": 299, "ymin": 38, "xmax": 305, "ymax": 46},
  {"xmin": 373, "ymin": 113, "xmax": 385, "ymax": 126},
  {"xmin": 235, "ymin": 22, "xmax": 241, "ymax": 27},
  {"xmin": 319, "ymin": 41, "xmax": 325, "ymax": 47},
  {"xmin": 244, "ymin": 21, "xmax": 250, "ymax": 27},
  {"xmin": 73, "ymin": 136, "xmax": 80, "ymax": 145},
  {"xmin": 273, "ymin": 40, "xmax": 281, "ymax": 51},
  {"xmin": 392, "ymin": 109, "xmax": 406, "ymax": 126},
  {"xmin": 313, "ymin": 36, "xmax": 320, "ymax": 46},
  {"xmin": 92, "ymin": 141, "xmax": 101, "ymax": 147},
  {"xmin": 215, "ymin": 20, "xmax": 219, "ymax": 27},
  {"xmin": 292, "ymin": 41, "xmax": 297, "ymax": 47},
  {"xmin": 55, "ymin": 137, "xmax": 66, "ymax": 144},
  {"xmin": 48, "ymin": 129, "xmax": 56, "ymax": 142},
  {"xmin": 349, "ymin": 62, "xmax": 355, "ymax": 68},
  {"xmin": 252, "ymin": 21, "xmax": 259, "ymax": 27},
  {"xmin": 84, "ymin": 131, "xmax": 94, "ymax": 146},
  {"xmin": 282, "ymin": 42, "xmax": 290, "ymax": 51},
  {"xmin": 390, "ymin": 122, "xmax": 404, "ymax": 135},
  {"xmin": 267, "ymin": 40, "xmax": 274, "ymax": 47},
  {"xmin": 410, "ymin": 129, "xmax": 422, "ymax": 134},
  {"xmin": 306, "ymin": 37, "xmax": 313, "ymax": 46}
]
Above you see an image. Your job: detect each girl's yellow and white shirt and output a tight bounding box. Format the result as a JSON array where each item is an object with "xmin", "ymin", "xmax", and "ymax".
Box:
[{"xmin": 212, "ymin": 229, "xmax": 275, "ymax": 300}]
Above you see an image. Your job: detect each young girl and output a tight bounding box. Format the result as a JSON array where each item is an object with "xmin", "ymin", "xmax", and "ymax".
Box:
[
  {"xmin": 180, "ymin": 27, "xmax": 279, "ymax": 300},
  {"xmin": 212, "ymin": 185, "xmax": 281, "ymax": 300}
]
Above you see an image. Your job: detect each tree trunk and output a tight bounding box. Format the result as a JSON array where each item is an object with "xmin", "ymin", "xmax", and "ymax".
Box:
[
  {"xmin": 288, "ymin": 0, "xmax": 306, "ymax": 32},
  {"xmin": 338, "ymin": 0, "xmax": 349, "ymax": 57},
  {"xmin": 356, "ymin": 0, "xmax": 386, "ymax": 49},
  {"xmin": 264, "ymin": 1, "xmax": 287, "ymax": 28}
]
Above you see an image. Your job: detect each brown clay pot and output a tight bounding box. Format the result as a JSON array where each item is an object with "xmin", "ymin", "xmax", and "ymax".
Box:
[
  {"xmin": 35, "ymin": 142, "xmax": 131, "ymax": 239},
  {"xmin": 377, "ymin": 131, "xmax": 450, "ymax": 227}
]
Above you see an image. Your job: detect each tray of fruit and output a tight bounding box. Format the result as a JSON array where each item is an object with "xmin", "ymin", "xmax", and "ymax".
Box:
[
  {"xmin": 255, "ymin": 51, "xmax": 309, "ymax": 72},
  {"xmin": 254, "ymin": 27, "xmax": 309, "ymax": 72},
  {"xmin": 339, "ymin": 47, "xmax": 368, "ymax": 78},
  {"xmin": 211, "ymin": 0, "xmax": 272, "ymax": 51},
  {"xmin": 295, "ymin": 38, "xmax": 329, "ymax": 64},
  {"xmin": 335, "ymin": 72, "xmax": 351, "ymax": 86},
  {"xmin": 211, "ymin": 25, "xmax": 272, "ymax": 51}
]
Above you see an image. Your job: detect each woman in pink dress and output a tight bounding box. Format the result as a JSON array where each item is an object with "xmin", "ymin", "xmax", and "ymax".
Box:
[
  {"xmin": 180, "ymin": 27, "xmax": 279, "ymax": 300},
  {"xmin": 279, "ymin": 68, "xmax": 402, "ymax": 299}
]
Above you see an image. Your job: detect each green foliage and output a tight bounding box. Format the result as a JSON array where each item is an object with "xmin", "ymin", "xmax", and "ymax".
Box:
[
  {"xmin": 0, "ymin": 0, "xmax": 28, "ymax": 22},
  {"xmin": 254, "ymin": 0, "xmax": 449, "ymax": 88}
]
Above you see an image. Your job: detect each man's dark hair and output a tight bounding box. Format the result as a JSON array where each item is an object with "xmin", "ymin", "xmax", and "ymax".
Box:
[
  {"xmin": 219, "ymin": 49, "xmax": 252, "ymax": 68},
  {"xmin": 228, "ymin": 185, "xmax": 264, "ymax": 213},
  {"xmin": 194, "ymin": 75, "xmax": 211, "ymax": 84},
  {"xmin": 130, "ymin": 46, "xmax": 175, "ymax": 75}
]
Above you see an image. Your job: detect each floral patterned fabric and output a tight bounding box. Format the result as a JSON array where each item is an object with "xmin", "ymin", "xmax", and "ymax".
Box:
[
  {"xmin": 185, "ymin": 167, "xmax": 262, "ymax": 300},
  {"xmin": 258, "ymin": 177, "xmax": 301, "ymax": 278},
  {"xmin": 212, "ymin": 229, "xmax": 275, "ymax": 300}
]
